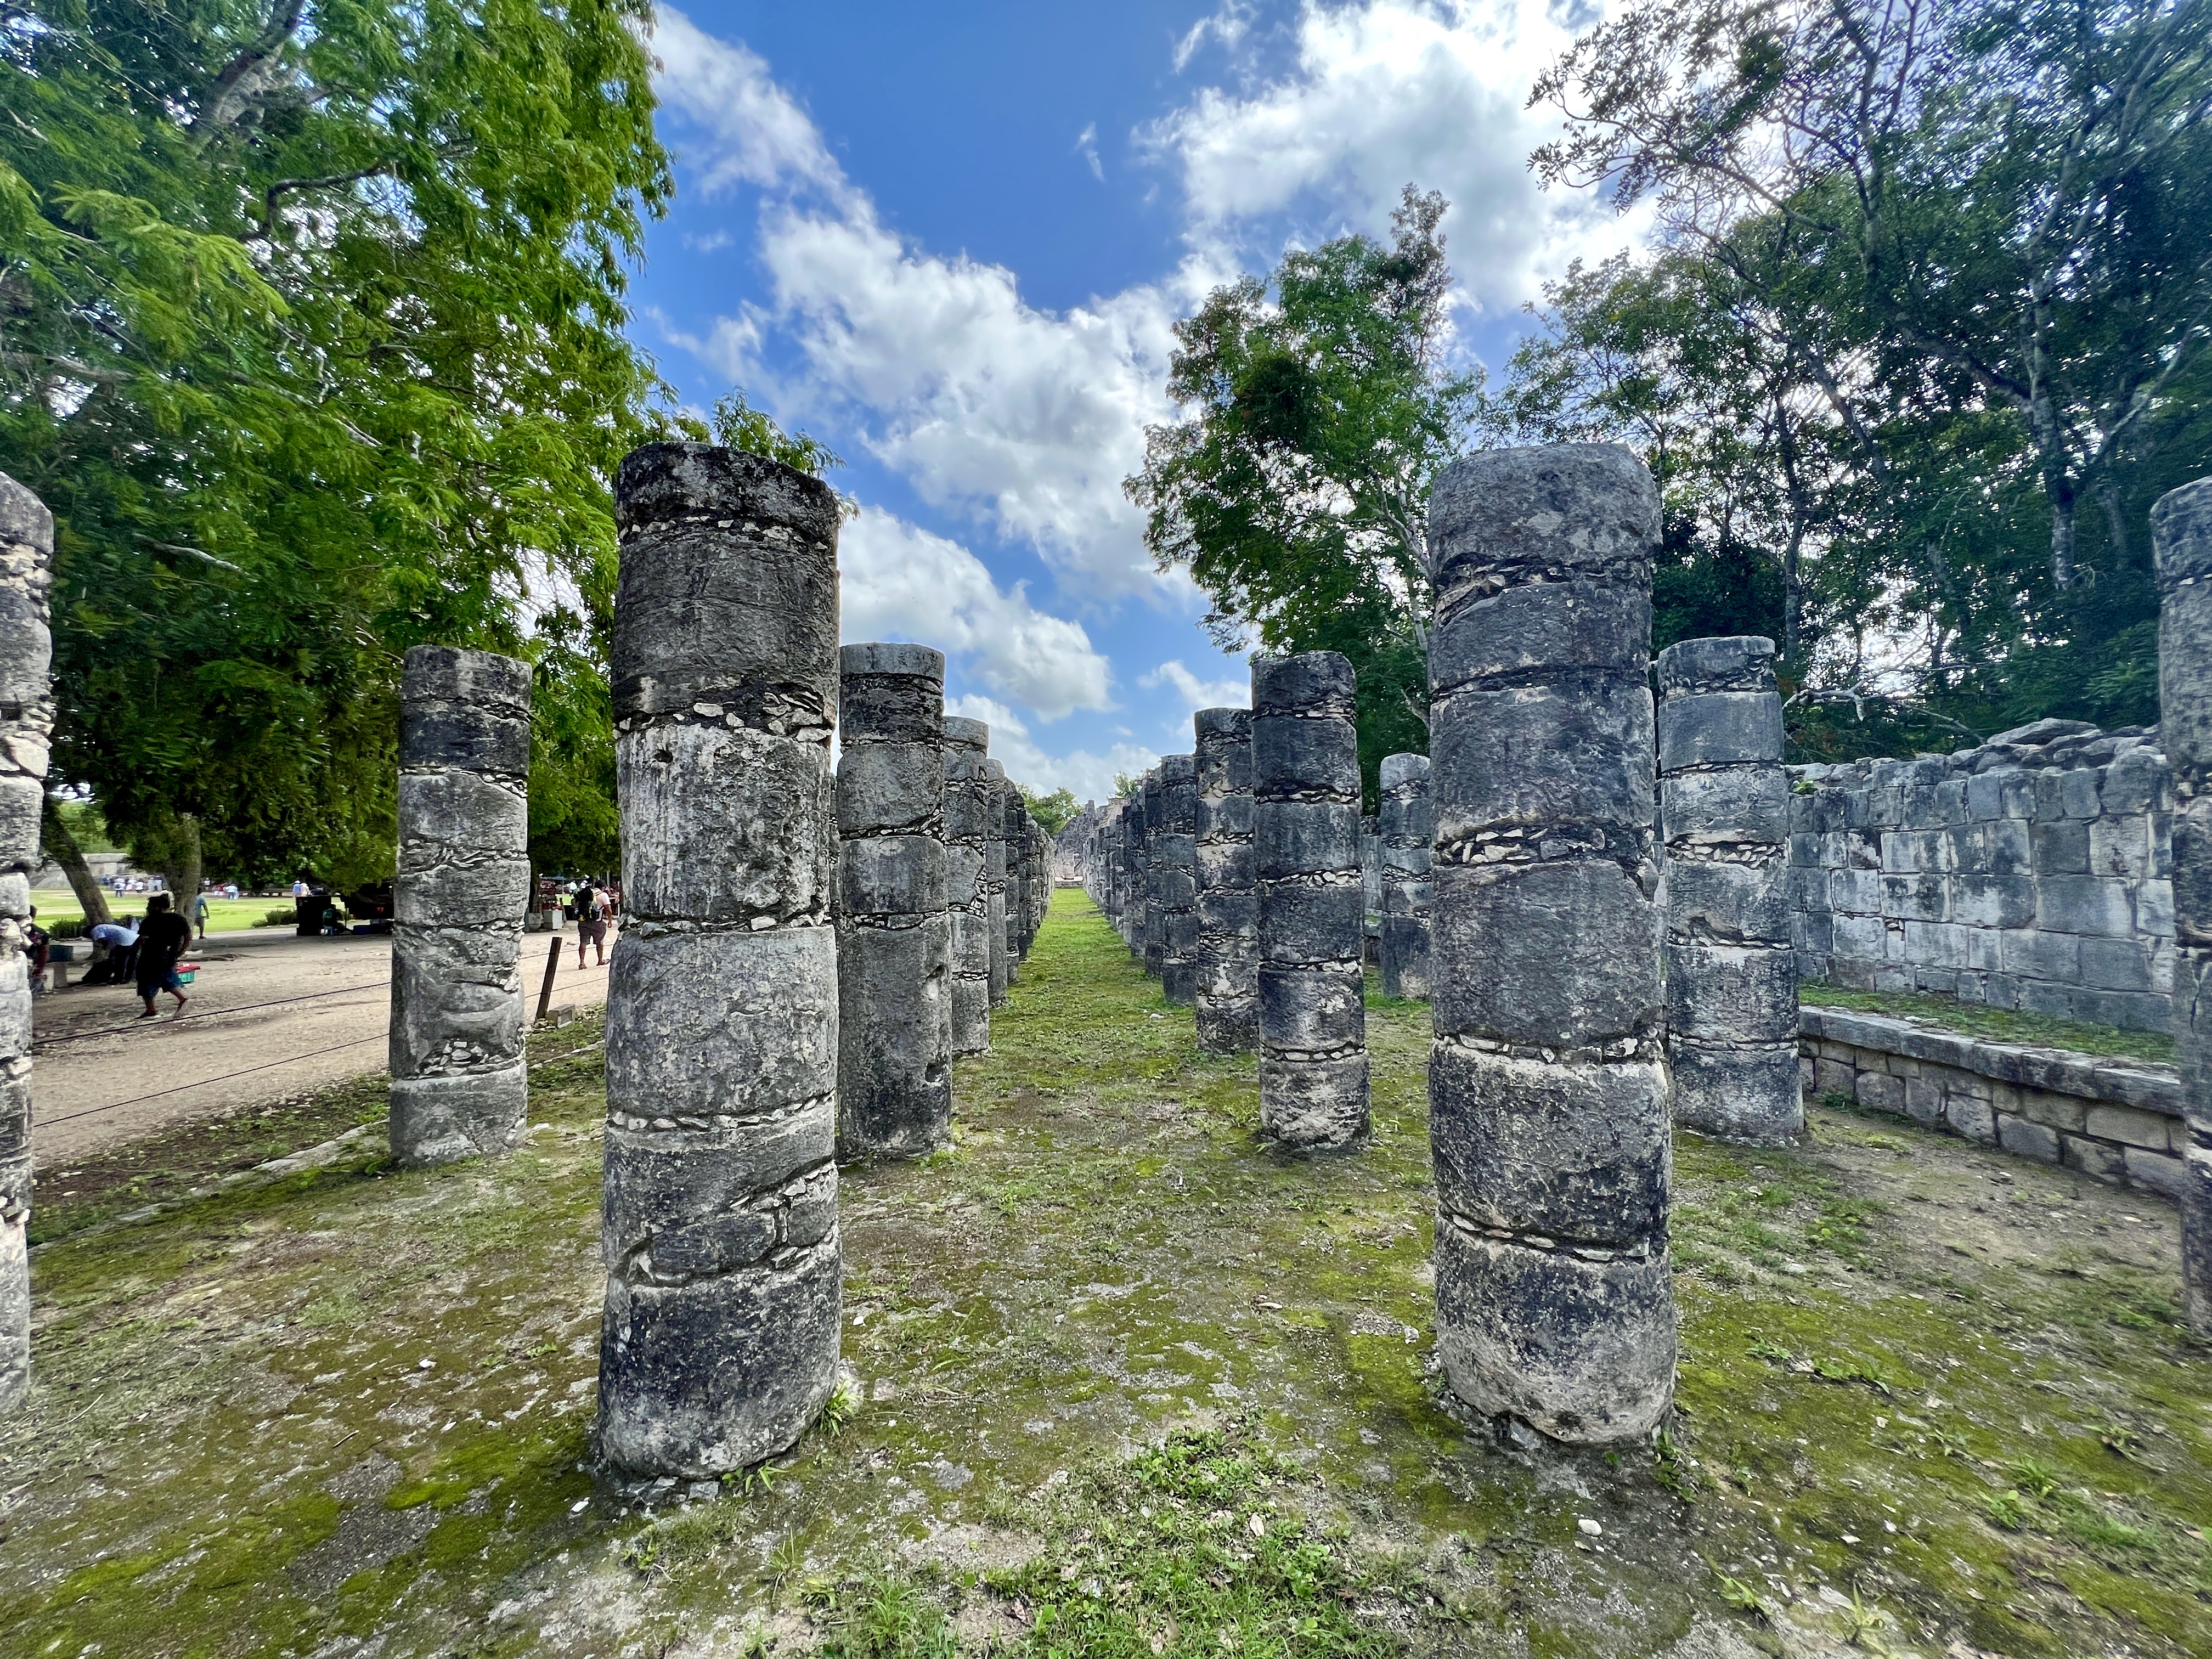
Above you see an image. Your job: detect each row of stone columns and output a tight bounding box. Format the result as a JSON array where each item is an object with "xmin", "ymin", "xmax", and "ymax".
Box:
[{"xmin": 1194, "ymin": 709, "xmax": 1257, "ymax": 1053}]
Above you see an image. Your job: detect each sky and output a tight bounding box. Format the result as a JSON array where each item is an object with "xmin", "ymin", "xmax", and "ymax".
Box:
[{"xmin": 625, "ymin": 0, "xmax": 1645, "ymax": 802}]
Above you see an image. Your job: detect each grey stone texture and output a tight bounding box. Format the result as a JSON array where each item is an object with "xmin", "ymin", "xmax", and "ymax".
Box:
[
  {"xmin": 1787, "ymin": 721, "xmax": 2173, "ymax": 1032},
  {"xmin": 389, "ymin": 645, "xmax": 532, "ymax": 1169},
  {"xmin": 836, "ymin": 643, "xmax": 952, "ymax": 1161},
  {"xmin": 944, "ymin": 718, "xmax": 992, "ymax": 1057},
  {"xmin": 1141, "ymin": 769, "xmax": 1166, "ymax": 978},
  {"xmin": 1155, "ymin": 754, "xmax": 1201, "ymax": 1006},
  {"xmin": 2153, "ymin": 475, "xmax": 2212, "ymax": 1334},
  {"xmin": 984, "ymin": 758, "xmax": 1010, "ymax": 1008},
  {"xmin": 1379, "ymin": 754, "xmax": 1433, "ymax": 1000},
  {"xmin": 1195, "ymin": 708, "xmax": 1259, "ymax": 1053},
  {"xmin": 1362, "ymin": 817, "xmax": 1384, "ymax": 964},
  {"xmin": 1799, "ymin": 1005, "xmax": 2185, "ymax": 1197},
  {"xmin": 1425, "ymin": 443, "xmax": 1675, "ymax": 1447},
  {"xmin": 599, "ymin": 443, "xmax": 842, "ymax": 1480},
  {"xmin": 1252, "ymin": 652, "xmax": 1369, "ymax": 1152},
  {"xmin": 0, "ymin": 472, "xmax": 50, "ymax": 1416},
  {"xmin": 1657, "ymin": 636, "xmax": 1799, "ymax": 1143}
]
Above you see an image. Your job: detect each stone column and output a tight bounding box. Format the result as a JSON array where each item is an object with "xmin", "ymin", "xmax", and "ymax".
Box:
[
  {"xmin": 0, "ymin": 473, "xmax": 50, "ymax": 1416},
  {"xmin": 389, "ymin": 645, "xmax": 532, "ymax": 1167},
  {"xmin": 984, "ymin": 758, "xmax": 1010, "ymax": 1007},
  {"xmin": 1252, "ymin": 653, "xmax": 1368, "ymax": 1151},
  {"xmin": 1194, "ymin": 708, "xmax": 1259, "ymax": 1053},
  {"xmin": 1141, "ymin": 769, "xmax": 1166, "ymax": 977},
  {"xmin": 836, "ymin": 644, "xmax": 951, "ymax": 1161},
  {"xmin": 2153, "ymin": 477, "xmax": 2212, "ymax": 1335},
  {"xmin": 1379, "ymin": 754, "xmax": 1433, "ymax": 1000},
  {"xmin": 1002, "ymin": 788, "xmax": 1026, "ymax": 985},
  {"xmin": 944, "ymin": 717, "xmax": 992, "ymax": 1057},
  {"xmin": 599, "ymin": 443, "xmax": 841, "ymax": 1480},
  {"xmin": 1657, "ymin": 636, "xmax": 1798, "ymax": 1143},
  {"xmin": 1157, "ymin": 754, "xmax": 1201, "ymax": 1006},
  {"xmin": 1425, "ymin": 443, "xmax": 1674, "ymax": 1446}
]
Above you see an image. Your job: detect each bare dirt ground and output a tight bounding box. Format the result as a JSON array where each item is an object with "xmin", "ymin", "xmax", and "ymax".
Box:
[{"xmin": 31, "ymin": 924, "xmax": 611, "ymax": 1166}]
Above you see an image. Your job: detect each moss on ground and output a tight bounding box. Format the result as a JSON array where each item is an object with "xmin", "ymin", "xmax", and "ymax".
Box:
[
  {"xmin": 1799, "ymin": 980, "xmax": 2178, "ymax": 1065},
  {"xmin": 2, "ymin": 894, "xmax": 2206, "ymax": 1657}
]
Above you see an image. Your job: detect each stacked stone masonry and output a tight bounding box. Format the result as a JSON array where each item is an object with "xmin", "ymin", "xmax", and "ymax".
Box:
[
  {"xmin": 1252, "ymin": 653, "xmax": 1369, "ymax": 1153},
  {"xmin": 944, "ymin": 718, "xmax": 992, "ymax": 1057},
  {"xmin": 1424, "ymin": 443, "xmax": 1675, "ymax": 1447},
  {"xmin": 1801, "ymin": 1006, "xmax": 2187, "ymax": 1201},
  {"xmin": 2151, "ymin": 476, "xmax": 2212, "ymax": 1334},
  {"xmin": 0, "ymin": 471, "xmax": 50, "ymax": 1415},
  {"xmin": 1156, "ymin": 754, "xmax": 1200, "ymax": 1006},
  {"xmin": 1194, "ymin": 708, "xmax": 1259, "ymax": 1054},
  {"xmin": 1141, "ymin": 770, "xmax": 1165, "ymax": 978},
  {"xmin": 1788, "ymin": 719, "xmax": 2174, "ymax": 1034},
  {"xmin": 1658, "ymin": 636, "xmax": 1799, "ymax": 1143},
  {"xmin": 599, "ymin": 443, "xmax": 842, "ymax": 1480},
  {"xmin": 984, "ymin": 759, "xmax": 1009, "ymax": 1009},
  {"xmin": 1379, "ymin": 754, "xmax": 1432, "ymax": 1000},
  {"xmin": 389, "ymin": 645, "xmax": 533, "ymax": 1169},
  {"xmin": 835, "ymin": 643, "xmax": 951, "ymax": 1161}
]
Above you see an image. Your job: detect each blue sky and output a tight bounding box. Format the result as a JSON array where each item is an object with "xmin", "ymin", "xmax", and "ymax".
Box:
[{"xmin": 625, "ymin": 0, "xmax": 1641, "ymax": 800}]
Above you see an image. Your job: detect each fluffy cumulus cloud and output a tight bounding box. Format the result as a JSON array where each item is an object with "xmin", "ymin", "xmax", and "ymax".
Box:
[
  {"xmin": 947, "ymin": 695, "xmax": 1157, "ymax": 804},
  {"xmin": 644, "ymin": 8, "xmax": 848, "ymax": 198},
  {"xmin": 840, "ymin": 507, "xmax": 1111, "ymax": 722},
  {"xmin": 1141, "ymin": 659, "xmax": 1249, "ymax": 725},
  {"xmin": 1146, "ymin": 0, "xmax": 1643, "ymax": 315}
]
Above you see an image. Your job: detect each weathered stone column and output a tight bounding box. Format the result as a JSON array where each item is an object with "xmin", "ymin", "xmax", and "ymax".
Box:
[
  {"xmin": 1002, "ymin": 788, "xmax": 1028, "ymax": 984},
  {"xmin": 599, "ymin": 443, "xmax": 841, "ymax": 1479},
  {"xmin": 390, "ymin": 645, "xmax": 532, "ymax": 1167},
  {"xmin": 1194, "ymin": 708, "xmax": 1259, "ymax": 1053},
  {"xmin": 1657, "ymin": 636, "xmax": 1798, "ymax": 1143},
  {"xmin": 1141, "ymin": 769, "xmax": 1166, "ymax": 977},
  {"xmin": 1253, "ymin": 653, "xmax": 1368, "ymax": 1151},
  {"xmin": 2153, "ymin": 477, "xmax": 2212, "ymax": 1336},
  {"xmin": 1426, "ymin": 443, "xmax": 1675, "ymax": 1446},
  {"xmin": 984, "ymin": 758, "xmax": 1010, "ymax": 1007},
  {"xmin": 0, "ymin": 473, "xmax": 50, "ymax": 1415},
  {"xmin": 1157, "ymin": 754, "xmax": 1201, "ymax": 1006},
  {"xmin": 1119, "ymin": 789, "xmax": 1143, "ymax": 953},
  {"xmin": 944, "ymin": 717, "xmax": 992, "ymax": 1056},
  {"xmin": 836, "ymin": 644, "xmax": 951, "ymax": 1160},
  {"xmin": 1379, "ymin": 754, "xmax": 1433, "ymax": 1000}
]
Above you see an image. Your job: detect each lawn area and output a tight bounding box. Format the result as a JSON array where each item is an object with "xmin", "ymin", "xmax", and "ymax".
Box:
[
  {"xmin": 30, "ymin": 888, "xmax": 293, "ymax": 935},
  {"xmin": 2, "ymin": 890, "xmax": 2205, "ymax": 1658}
]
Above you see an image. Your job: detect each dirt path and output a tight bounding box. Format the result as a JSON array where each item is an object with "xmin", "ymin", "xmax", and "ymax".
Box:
[{"xmin": 31, "ymin": 925, "xmax": 612, "ymax": 1167}]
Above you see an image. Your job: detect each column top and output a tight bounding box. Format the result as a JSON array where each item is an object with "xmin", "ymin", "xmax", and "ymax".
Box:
[
  {"xmin": 840, "ymin": 641, "xmax": 946, "ymax": 682},
  {"xmin": 1655, "ymin": 635, "xmax": 1777, "ymax": 698},
  {"xmin": 2153, "ymin": 476, "xmax": 2212, "ymax": 589}
]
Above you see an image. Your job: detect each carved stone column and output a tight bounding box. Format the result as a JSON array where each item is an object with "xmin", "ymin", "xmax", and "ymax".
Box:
[
  {"xmin": 1194, "ymin": 708, "xmax": 1258, "ymax": 1053},
  {"xmin": 1379, "ymin": 754, "xmax": 1433, "ymax": 1000},
  {"xmin": 1157, "ymin": 755, "xmax": 1200, "ymax": 1006},
  {"xmin": 944, "ymin": 717, "xmax": 992, "ymax": 1056}
]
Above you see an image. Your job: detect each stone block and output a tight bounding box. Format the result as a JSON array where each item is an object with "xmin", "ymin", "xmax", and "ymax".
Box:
[
  {"xmin": 2084, "ymin": 1102, "xmax": 2174, "ymax": 1150},
  {"xmin": 2074, "ymin": 987, "xmax": 2172, "ymax": 1032},
  {"xmin": 1831, "ymin": 867, "xmax": 1884, "ymax": 915},
  {"xmin": 2123, "ymin": 1145, "xmax": 2187, "ymax": 1199},
  {"xmin": 1949, "ymin": 873, "xmax": 2036, "ymax": 929},
  {"xmin": 2100, "ymin": 747, "xmax": 2164, "ymax": 815},
  {"xmin": 1881, "ymin": 873, "xmax": 1949, "ymax": 922},
  {"xmin": 2138, "ymin": 878, "xmax": 2174, "ymax": 939},
  {"xmin": 2038, "ymin": 875, "xmax": 2135, "ymax": 938},
  {"xmin": 2079, "ymin": 935, "xmax": 2156, "ymax": 994},
  {"xmin": 1949, "ymin": 819, "xmax": 2031, "ymax": 877},
  {"xmin": 1996, "ymin": 1115, "xmax": 2061, "ymax": 1161},
  {"xmin": 1964, "ymin": 926, "xmax": 2005, "ymax": 971},
  {"xmin": 2088, "ymin": 814, "xmax": 2152, "ymax": 881},
  {"xmin": 2062, "ymin": 1135, "xmax": 2129, "ymax": 1183},
  {"xmin": 2003, "ymin": 927, "xmax": 2080, "ymax": 981},
  {"xmin": 1855, "ymin": 1070, "xmax": 1904, "ymax": 1113},
  {"xmin": 1814, "ymin": 1057, "xmax": 1855, "ymax": 1098},
  {"xmin": 1432, "ymin": 859, "xmax": 1660, "ymax": 1047},
  {"xmin": 1431, "ymin": 679, "xmax": 1654, "ymax": 840},
  {"xmin": 1901, "ymin": 920, "xmax": 1968, "ymax": 969},
  {"xmin": 2063, "ymin": 766, "xmax": 2104, "ymax": 818},
  {"xmin": 2032, "ymin": 819, "xmax": 2090, "ymax": 875},
  {"xmin": 1946, "ymin": 1092, "xmax": 1997, "ymax": 1143},
  {"xmin": 2016, "ymin": 978, "xmax": 2078, "ymax": 1018},
  {"xmin": 1903, "ymin": 1075, "xmax": 1945, "ymax": 1125},
  {"xmin": 2017, "ymin": 1089, "xmax": 2087, "ymax": 1132},
  {"xmin": 1656, "ymin": 691, "xmax": 1783, "ymax": 771}
]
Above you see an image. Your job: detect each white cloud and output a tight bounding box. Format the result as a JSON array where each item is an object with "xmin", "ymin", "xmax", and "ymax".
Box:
[
  {"xmin": 644, "ymin": 8, "xmax": 850, "ymax": 200},
  {"xmin": 1172, "ymin": 0, "xmax": 1257, "ymax": 72},
  {"xmin": 1142, "ymin": 659, "xmax": 1248, "ymax": 716},
  {"xmin": 949, "ymin": 695, "xmax": 1158, "ymax": 804},
  {"xmin": 842, "ymin": 506, "xmax": 1111, "ymax": 722},
  {"xmin": 1076, "ymin": 122, "xmax": 1104, "ymax": 182},
  {"xmin": 1144, "ymin": 0, "xmax": 1645, "ymax": 316}
]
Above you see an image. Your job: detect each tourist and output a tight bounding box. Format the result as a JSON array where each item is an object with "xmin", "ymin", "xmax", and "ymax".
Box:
[
  {"xmin": 576, "ymin": 879, "xmax": 611, "ymax": 966},
  {"xmin": 192, "ymin": 888, "xmax": 209, "ymax": 940},
  {"xmin": 135, "ymin": 894, "xmax": 191, "ymax": 1019}
]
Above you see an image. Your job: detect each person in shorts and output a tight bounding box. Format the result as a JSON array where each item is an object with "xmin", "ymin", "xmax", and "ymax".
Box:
[
  {"xmin": 576, "ymin": 882, "xmax": 610, "ymax": 965},
  {"xmin": 136, "ymin": 893, "xmax": 192, "ymax": 1018}
]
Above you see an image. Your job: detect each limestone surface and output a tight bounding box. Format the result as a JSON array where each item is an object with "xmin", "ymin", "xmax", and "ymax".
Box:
[
  {"xmin": 836, "ymin": 643, "xmax": 951, "ymax": 1160},
  {"xmin": 984, "ymin": 759, "xmax": 1010, "ymax": 1009},
  {"xmin": 0, "ymin": 471, "xmax": 49, "ymax": 1415},
  {"xmin": 1379, "ymin": 754, "xmax": 1432, "ymax": 1000},
  {"xmin": 390, "ymin": 645, "xmax": 532, "ymax": 1169},
  {"xmin": 1195, "ymin": 708, "xmax": 1259, "ymax": 1053},
  {"xmin": 600, "ymin": 442, "xmax": 842, "ymax": 1479},
  {"xmin": 2153, "ymin": 475, "xmax": 2212, "ymax": 1335},
  {"xmin": 1141, "ymin": 770, "xmax": 1165, "ymax": 979},
  {"xmin": 944, "ymin": 717, "xmax": 992, "ymax": 1057},
  {"xmin": 1658, "ymin": 636, "xmax": 1798, "ymax": 1143},
  {"xmin": 1155, "ymin": 754, "xmax": 1201, "ymax": 1006},
  {"xmin": 1425, "ymin": 442, "xmax": 1675, "ymax": 1445},
  {"xmin": 1253, "ymin": 653, "xmax": 1368, "ymax": 1152}
]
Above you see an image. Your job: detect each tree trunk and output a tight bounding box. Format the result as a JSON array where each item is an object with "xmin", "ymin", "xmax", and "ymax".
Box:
[
  {"xmin": 40, "ymin": 798, "xmax": 112, "ymax": 930},
  {"xmin": 156, "ymin": 815, "xmax": 202, "ymax": 939}
]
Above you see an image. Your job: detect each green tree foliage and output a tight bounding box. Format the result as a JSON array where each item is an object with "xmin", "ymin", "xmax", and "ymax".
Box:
[
  {"xmin": 1018, "ymin": 785, "xmax": 1079, "ymax": 837},
  {"xmin": 712, "ymin": 390, "xmax": 843, "ymax": 479},
  {"xmin": 1519, "ymin": 0, "xmax": 2212, "ymax": 752},
  {"xmin": 2, "ymin": 0, "xmax": 682, "ymax": 886},
  {"xmin": 1127, "ymin": 188, "xmax": 1479, "ymax": 804}
]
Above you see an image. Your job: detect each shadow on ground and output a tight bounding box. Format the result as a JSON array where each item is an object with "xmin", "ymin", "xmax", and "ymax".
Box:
[{"xmin": 2, "ymin": 892, "xmax": 2207, "ymax": 1657}]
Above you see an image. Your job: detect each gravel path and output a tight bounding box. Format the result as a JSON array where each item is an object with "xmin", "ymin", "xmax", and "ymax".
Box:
[{"xmin": 31, "ymin": 924, "xmax": 612, "ymax": 1166}]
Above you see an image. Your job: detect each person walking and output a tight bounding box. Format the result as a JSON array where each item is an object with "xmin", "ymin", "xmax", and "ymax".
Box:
[
  {"xmin": 192, "ymin": 888, "xmax": 209, "ymax": 940},
  {"xmin": 135, "ymin": 894, "xmax": 191, "ymax": 1018},
  {"xmin": 576, "ymin": 880, "xmax": 611, "ymax": 967}
]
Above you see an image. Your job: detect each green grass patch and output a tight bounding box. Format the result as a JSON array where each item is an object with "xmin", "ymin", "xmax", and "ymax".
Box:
[{"xmin": 1800, "ymin": 979, "xmax": 2177, "ymax": 1064}]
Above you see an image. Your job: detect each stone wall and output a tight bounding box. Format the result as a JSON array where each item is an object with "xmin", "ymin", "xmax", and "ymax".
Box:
[
  {"xmin": 1801, "ymin": 1006, "xmax": 2185, "ymax": 1200},
  {"xmin": 1787, "ymin": 719, "xmax": 2173, "ymax": 1031}
]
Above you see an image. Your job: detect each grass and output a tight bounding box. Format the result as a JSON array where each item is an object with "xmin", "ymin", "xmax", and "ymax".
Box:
[
  {"xmin": 3, "ymin": 891, "xmax": 2207, "ymax": 1658},
  {"xmin": 1799, "ymin": 978, "xmax": 2179, "ymax": 1065},
  {"xmin": 32, "ymin": 889, "xmax": 297, "ymax": 935}
]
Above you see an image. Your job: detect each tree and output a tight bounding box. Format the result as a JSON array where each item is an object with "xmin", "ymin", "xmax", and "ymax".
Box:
[
  {"xmin": 1019, "ymin": 786, "xmax": 1079, "ymax": 837},
  {"xmin": 1127, "ymin": 187, "xmax": 1479, "ymax": 803},
  {"xmin": 2, "ymin": 0, "xmax": 681, "ymax": 888}
]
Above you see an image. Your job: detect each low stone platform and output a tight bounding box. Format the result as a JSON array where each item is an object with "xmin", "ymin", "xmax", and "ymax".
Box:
[{"xmin": 1799, "ymin": 1005, "xmax": 2183, "ymax": 1198}]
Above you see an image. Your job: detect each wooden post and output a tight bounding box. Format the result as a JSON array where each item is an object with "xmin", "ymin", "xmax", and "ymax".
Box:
[{"xmin": 534, "ymin": 935, "xmax": 562, "ymax": 1025}]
